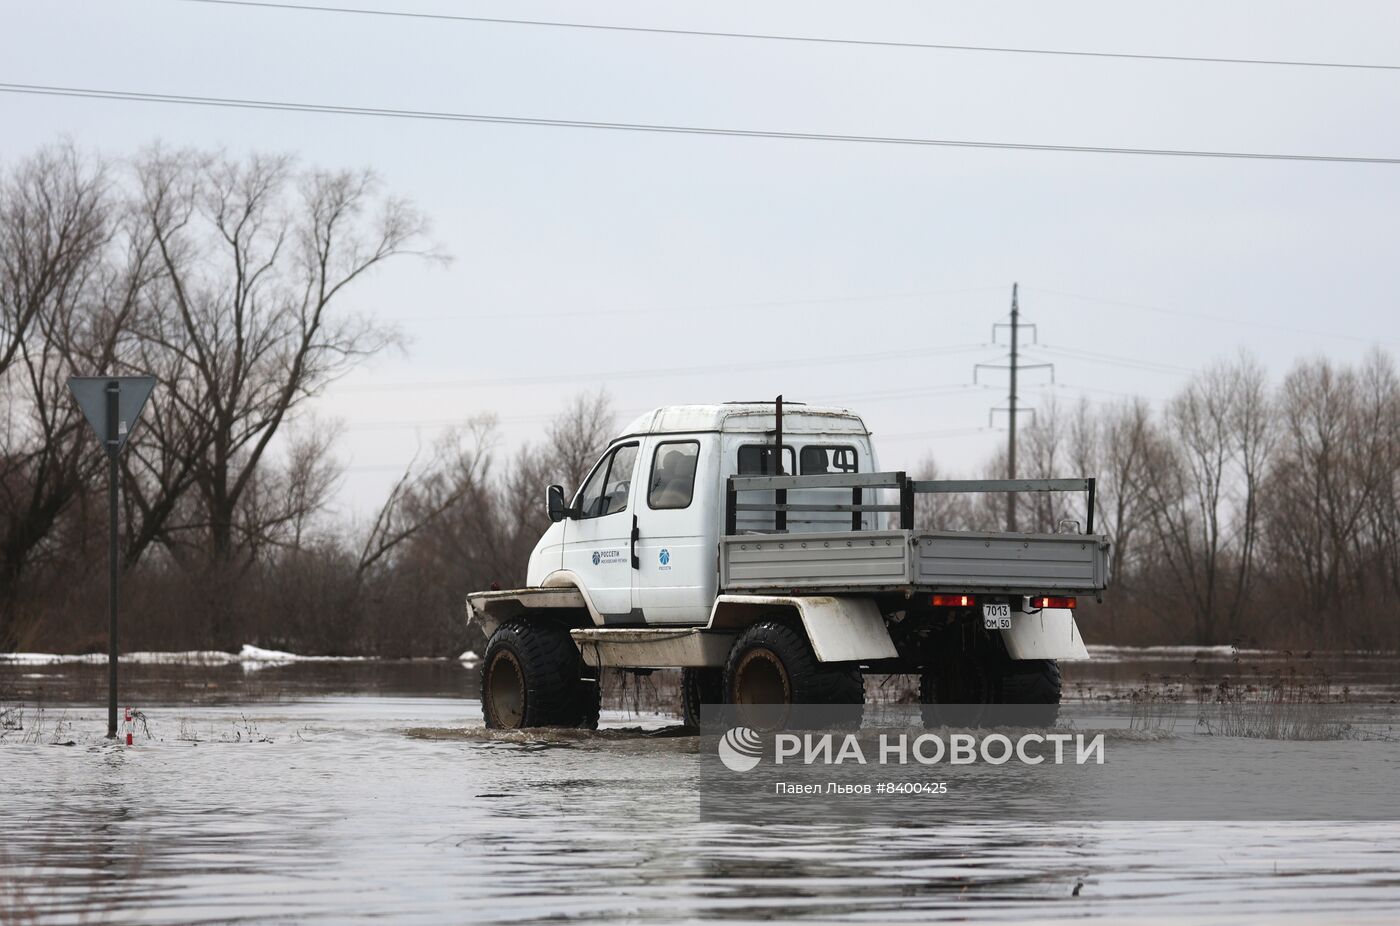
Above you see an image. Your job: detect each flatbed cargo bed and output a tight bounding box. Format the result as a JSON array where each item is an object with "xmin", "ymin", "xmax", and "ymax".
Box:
[
  {"xmin": 722, "ymin": 472, "xmax": 1109, "ymax": 597},
  {"xmin": 719, "ymin": 528, "xmax": 1109, "ymax": 595}
]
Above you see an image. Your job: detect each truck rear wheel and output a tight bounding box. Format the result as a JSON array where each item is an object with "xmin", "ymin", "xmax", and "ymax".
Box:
[
  {"xmin": 680, "ymin": 667, "xmax": 723, "ymax": 730},
  {"xmin": 998, "ymin": 659, "xmax": 1061, "ymax": 727},
  {"xmin": 919, "ymin": 651, "xmax": 996, "ymax": 728},
  {"xmin": 723, "ymin": 620, "xmax": 864, "ymax": 728},
  {"xmin": 920, "ymin": 653, "xmax": 1060, "ymax": 727},
  {"xmin": 481, "ymin": 618, "xmax": 600, "ymax": 730}
]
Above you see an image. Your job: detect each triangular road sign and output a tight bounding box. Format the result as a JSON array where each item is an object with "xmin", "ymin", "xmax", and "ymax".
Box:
[{"xmin": 67, "ymin": 375, "xmax": 157, "ymax": 455}]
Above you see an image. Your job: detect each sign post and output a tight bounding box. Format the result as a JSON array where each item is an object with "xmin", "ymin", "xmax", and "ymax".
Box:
[{"xmin": 67, "ymin": 375, "xmax": 156, "ymax": 739}]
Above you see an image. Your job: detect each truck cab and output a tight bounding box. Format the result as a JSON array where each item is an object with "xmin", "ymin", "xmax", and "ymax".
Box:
[{"xmin": 526, "ymin": 402, "xmax": 879, "ymax": 626}]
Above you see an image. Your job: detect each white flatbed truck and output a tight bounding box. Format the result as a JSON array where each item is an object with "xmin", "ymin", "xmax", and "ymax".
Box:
[{"xmin": 466, "ymin": 400, "xmax": 1107, "ymax": 729}]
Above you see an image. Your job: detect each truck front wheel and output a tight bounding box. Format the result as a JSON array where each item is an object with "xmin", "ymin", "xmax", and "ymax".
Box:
[
  {"xmin": 723, "ymin": 620, "xmax": 864, "ymax": 728},
  {"xmin": 481, "ymin": 618, "xmax": 600, "ymax": 730}
]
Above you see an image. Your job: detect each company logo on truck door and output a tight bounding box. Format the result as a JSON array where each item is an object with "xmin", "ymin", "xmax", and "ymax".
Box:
[
  {"xmin": 659, "ymin": 549, "xmax": 670, "ymax": 566},
  {"xmin": 591, "ymin": 550, "xmax": 623, "ymax": 566}
]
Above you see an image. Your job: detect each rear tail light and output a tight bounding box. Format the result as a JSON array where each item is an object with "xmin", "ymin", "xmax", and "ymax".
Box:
[
  {"xmin": 1030, "ymin": 595, "xmax": 1076, "ymax": 609},
  {"xmin": 930, "ymin": 594, "xmax": 976, "ymax": 607}
]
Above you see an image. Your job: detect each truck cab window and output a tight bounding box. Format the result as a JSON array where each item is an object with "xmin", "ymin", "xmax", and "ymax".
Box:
[
  {"xmin": 575, "ymin": 443, "xmax": 638, "ymax": 518},
  {"xmin": 648, "ymin": 441, "xmax": 700, "ymax": 509},
  {"xmin": 737, "ymin": 444, "xmax": 794, "ymax": 475},
  {"xmin": 800, "ymin": 445, "xmax": 859, "ymax": 475}
]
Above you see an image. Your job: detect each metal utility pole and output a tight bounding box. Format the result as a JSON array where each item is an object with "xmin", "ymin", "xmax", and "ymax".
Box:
[
  {"xmin": 68, "ymin": 375, "xmax": 156, "ymax": 739},
  {"xmin": 1007, "ymin": 285, "xmax": 1019, "ymax": 531},
  {"xmin": 106, "ymin": 381, "xmax": 119, "ymax": 738},
  {"xmin": 974, "ymin": 284, "xmax": 1053, "ymax": 533}
]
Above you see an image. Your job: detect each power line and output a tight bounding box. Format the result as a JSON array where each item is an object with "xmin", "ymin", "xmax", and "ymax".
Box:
[
  {"xmin": 3, "ymin": 82, "xmax": 1399, "ymax": 165},
  {"xmin": 329, "ymin": 343, "xmax": 992, "ymax": 392},
  {"xmin": 879, "ymin": 426, "xmax": 1003, "ymax": 444},
  {"xmin": 1032, "ymin": 381, "xmax": 1156, "ymax": 401},
  {"xmin": 1023, "ymin": 285, "xmax": 1400, "ymax": 348},
  {"xmin": 180, "ymin": 0, "xmax": 1400, "ymax": 73},
  {"xmin": 336, "ymin": 383, "xmax": 993, "ymax": 432},
  {"xmin": 1033, "ymin": 343, "xmax": 1193, "ymax": 375},
  {"xmin": 813, "ymin": 383, "xmax": 991, "ymax": 403},
  {"xmin": 396, "ymin": 285, "xmax": 1007, "ymax": 324}
]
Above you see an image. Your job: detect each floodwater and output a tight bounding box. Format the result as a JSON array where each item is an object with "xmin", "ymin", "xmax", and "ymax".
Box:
[{"xmin": 4, "ymin": 655, "xmax": 1400, "ymax": 924}]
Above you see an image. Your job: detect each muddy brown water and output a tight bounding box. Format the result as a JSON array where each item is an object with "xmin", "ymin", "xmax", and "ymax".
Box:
[{"xmin": 3, "ymin": 655, "xmax": 1400, "ymax": 924}]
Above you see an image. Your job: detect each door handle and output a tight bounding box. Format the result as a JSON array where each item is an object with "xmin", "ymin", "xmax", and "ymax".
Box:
[{"xmin": 630, "ymin": 515, "xmax": 640, "ymax": 570}]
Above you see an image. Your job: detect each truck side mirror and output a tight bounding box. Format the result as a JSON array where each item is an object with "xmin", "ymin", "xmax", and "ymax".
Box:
[{"xmin": 547, "ymin": 484, "xmax": 569, "ymax": 522}]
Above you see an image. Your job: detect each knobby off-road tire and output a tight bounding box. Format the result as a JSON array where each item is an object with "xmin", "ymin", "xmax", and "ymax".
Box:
[
  {"xmin": 997, "ymin": 658, "xmax": 1061, "ymax": 727},
  {"xmin": 680, "ymin": 667, "xmax": 723, "ymax": 731},
  {"xmin": 723, "ymin": 620, "xmax": 864, "ymax": 729},
  {"xmin": 920, "ymin": 651, "xmax": 1060, "ymax": 728},
  {"xmin": 481, "ymin": 618, "xmax": 600, "ymax": 730},
  {"xmin": 919, "ymin": 647, "xmax": 997, "ymax": 728}
]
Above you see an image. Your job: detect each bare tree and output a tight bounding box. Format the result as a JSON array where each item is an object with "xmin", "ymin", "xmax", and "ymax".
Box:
[
  {"xmin": 1142, "ymin": 357, "xmax": 1271, "ymax": 644},
  {"xmin": 0, "ymin": 146, "xmax": 133, "ymax": 647},
  {"xmin": 1015, "ymin": 398, "xmax": 1087, "ymax": 532},
  {"xmin": 1091, "ymin": 398, "xmax": 1158, "ymax": 584},
  {"xmin": 1267, "ymin": 351, "xmax": 1396, "ymax": 643},
  {"xmin": 1225, "ymin": 353, "xmax": 1274, "ymax": 636},
  {"xmin": 357, "ymin": 417, "xmax": 495, "ymax": 578},
  {"xmin": 912, "ymin": 454, "xmax": 970, "ymax": 530},
  {"xmin": 546, "ymin": 388, "xmax": 615, "ymax": 493},
  {"xmin": 0, "ymin": 144, "xmax": 111, "ymax": 378},
  {"xmin": 128, "ymin": 147, "xmax": 434, "ymax": 566}
]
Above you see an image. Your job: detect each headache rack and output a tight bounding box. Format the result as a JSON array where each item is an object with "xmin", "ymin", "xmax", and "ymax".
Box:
[
  {"xmin": 720, "ymin": 472, "xmax": 1108, "ymax": 595},
  {"xmin": 724, "ymin": 472, "xmax": 1097, "ymax": 535}
]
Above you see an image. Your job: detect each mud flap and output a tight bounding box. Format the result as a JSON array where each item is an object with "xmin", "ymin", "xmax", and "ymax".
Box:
[
  {"xmin": 1001, "ymin": 607, "xmax": 1090, "ymax": 660},
  {"xmin": 708, "ymin": 594, "xmax": 897, "ymax": 663}
]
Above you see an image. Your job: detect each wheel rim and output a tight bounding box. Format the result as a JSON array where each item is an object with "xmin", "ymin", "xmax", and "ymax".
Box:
[
  {"xmin": 734, "ymin": 648, "xmax": 791, "ymax": 704},
  {"xmin": 487, "ymin": 650, "xmax": 526, "ymax": 728}
]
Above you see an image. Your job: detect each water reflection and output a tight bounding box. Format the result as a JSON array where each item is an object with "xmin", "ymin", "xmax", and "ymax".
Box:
[{"xmin": 2, "ymin": 660, "xmax": 1400, "ymax": 923}]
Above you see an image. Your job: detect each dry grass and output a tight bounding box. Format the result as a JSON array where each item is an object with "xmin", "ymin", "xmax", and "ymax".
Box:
[
  {"xmin": 0, "ymin": 699, "xmax": 78, "ymax": 747},
  {"xmin": 1126, "ymin": 680, "xmax": 1187, "ymax": 733},
  {"xmin": 1196, "ymin": 665, "xmax": 1351, "ymax": 740},
  {"xmin": 1118, "ymin": 648, "xmax": 1364, "ymax": 740}
]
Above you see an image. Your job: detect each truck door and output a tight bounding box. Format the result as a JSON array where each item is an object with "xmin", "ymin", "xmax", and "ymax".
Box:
[
  {"xmin": 633, "ymin": 435, "xmax": 715, "ymax": 625},
  {"xmin": 562, "ymin": 442, "xmax": 640, "ymax": 621}
]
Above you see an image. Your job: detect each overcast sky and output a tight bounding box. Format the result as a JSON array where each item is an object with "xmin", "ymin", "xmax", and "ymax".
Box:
[{"xmin": 4, "ymin": 1, "xmax": 1399, "ymax": 520}]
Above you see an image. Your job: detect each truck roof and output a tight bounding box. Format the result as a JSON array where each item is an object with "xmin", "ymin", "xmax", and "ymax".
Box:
[{"xmin": 618, "ymin": 403, "xmax": 871, "ymax": 438}]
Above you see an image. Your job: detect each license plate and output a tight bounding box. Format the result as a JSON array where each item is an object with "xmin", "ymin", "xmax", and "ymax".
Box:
[{"xmin": 982, "ymin": 603, "xmax": 1011, "ymax": 630}]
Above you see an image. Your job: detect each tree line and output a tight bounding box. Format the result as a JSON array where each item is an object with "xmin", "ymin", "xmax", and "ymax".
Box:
[
  {"xmin": 2, "ymin": 142, "xmax": 1396, "ymax": 655},
  {"xmin": 0, "ymin": 141, "xmax": 609, "ymax": 656},
  {"xmin": 918, "ymin": 350, "xmax": 1400, "ymax": 649}
]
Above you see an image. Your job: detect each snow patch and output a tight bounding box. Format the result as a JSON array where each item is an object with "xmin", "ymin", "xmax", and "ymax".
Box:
[
  {"xmin": 1, "ymin": 646, "xmax": 369, "ymax": 667},
  {"xmin": 1088, "ymin": 644, "xmax": 1400, "ymax": 662},
  {"xmin": 1089, "ymin": 644, "xmax": 1240, "ymax": 661},
  {"xmin": 457, "ymin": 650, "xmax": 479, "ymax": 665}
]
